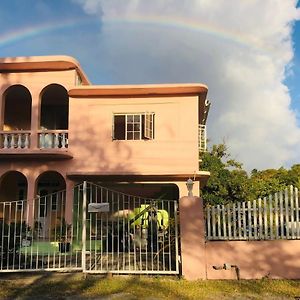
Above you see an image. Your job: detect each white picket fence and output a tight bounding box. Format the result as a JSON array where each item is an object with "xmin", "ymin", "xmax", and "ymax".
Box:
[{"xmin": 206, "ymin": 185, "xmax": 300, "ymax": 240}]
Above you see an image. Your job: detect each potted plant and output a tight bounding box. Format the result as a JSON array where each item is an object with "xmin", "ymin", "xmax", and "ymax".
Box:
[{"xmin": 55, "ymin": 219, "xmax": 72, "ymax": 253}]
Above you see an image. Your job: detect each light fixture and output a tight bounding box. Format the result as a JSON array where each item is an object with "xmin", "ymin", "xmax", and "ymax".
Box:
[{"xmin": 186, "ymin": 178, "xmax": 194, "ymax": 197}]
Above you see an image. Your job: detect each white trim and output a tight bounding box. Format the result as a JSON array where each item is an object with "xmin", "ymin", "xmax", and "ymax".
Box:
[{"xmin": 113, "ymin": 113, "xmax": 155, "ymax": 141}]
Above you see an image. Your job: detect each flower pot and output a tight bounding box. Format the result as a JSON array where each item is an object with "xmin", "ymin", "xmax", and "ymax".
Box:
[{"xmin": 58, "ymin": 242, "xmax": 70, "ymax": 253}]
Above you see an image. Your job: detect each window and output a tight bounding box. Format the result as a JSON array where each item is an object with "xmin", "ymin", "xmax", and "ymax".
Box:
[{"xmin": 113, "ymin": 113, "xmax": 154, "ymax": 140}]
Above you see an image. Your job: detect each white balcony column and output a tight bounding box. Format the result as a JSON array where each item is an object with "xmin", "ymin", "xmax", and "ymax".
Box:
[
  {"xmin": 54, "ymin": 133, "xmax": 59, "ymax": 148},
  {"xmin": 40, "ymin": 133, "xmax": 45, "ymax": 148},
  {"xmin": 17, "ymin": 133, "xmax": 22, "ymax": 148},
  {"xmin": 3, "ymin": 134, "xmax": 8, "ymax": 149},
  {"xmin": 24, "ymin": 133, "xmax": 29, "ymax": 149},
  {"xmin": 61, "ymin": 133, "xmax": 66, "ymax": 148},
  {"xmin": 11, "ymin": 134, "xmax": 15, "ymax": 148}
]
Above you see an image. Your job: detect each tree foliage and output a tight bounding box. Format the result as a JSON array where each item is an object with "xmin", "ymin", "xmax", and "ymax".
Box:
[{"xmin": 201, "ymin": 144, "xmax": 300, "ymax": 205}]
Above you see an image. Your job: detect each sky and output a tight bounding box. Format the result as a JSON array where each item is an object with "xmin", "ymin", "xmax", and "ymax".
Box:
[{"xmin": 0, "ymin": 0, "xmax": 300, "ymax": 171}]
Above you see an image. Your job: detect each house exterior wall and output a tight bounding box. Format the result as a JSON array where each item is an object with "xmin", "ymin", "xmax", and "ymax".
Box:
[
  {"xmin": 68, "ymin": 95, "xmax": 199, "ymax": 175},
  {"xmin": 0, "ymin": 60, "xmax": 204, "ymax": 201}
]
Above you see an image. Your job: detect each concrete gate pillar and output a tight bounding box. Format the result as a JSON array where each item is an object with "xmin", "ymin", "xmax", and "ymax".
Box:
[{"xmin": 179, "ymin": 195, "xmax": 206, "ymax": 280}]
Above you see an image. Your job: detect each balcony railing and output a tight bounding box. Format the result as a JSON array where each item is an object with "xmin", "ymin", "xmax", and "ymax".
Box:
[
  {"xmin": 38, "ymin": 130, "xmax": 68, "ymax": 149},
  {"xmin": 198, "ymin": 124, "xmax": 207, "ymax": 157},
  {"xmin": 0, "ymin": 131, "xmax": 30, "ymax": 149}
]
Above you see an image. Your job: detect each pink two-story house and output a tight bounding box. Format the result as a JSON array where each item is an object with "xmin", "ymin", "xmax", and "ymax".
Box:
[
  {"xmin": 0, "ymin": 55, "xmax": 209, "ymax": 222},
  {"xmin": 0, "ymin": 55, "xmax": 210, "ymax": 274}
]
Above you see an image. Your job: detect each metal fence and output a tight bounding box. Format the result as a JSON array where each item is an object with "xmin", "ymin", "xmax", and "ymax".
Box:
[
  {"xmin": 0, "ymin": 182, "xmax": 179, "ymax": 275},
  {"xmin": 80, "ymin": 182, "xmax": 179, "ymax": 274},
  {"xmin": 206, "ymin": 185, "xmax": 300, "ymax": 240}
]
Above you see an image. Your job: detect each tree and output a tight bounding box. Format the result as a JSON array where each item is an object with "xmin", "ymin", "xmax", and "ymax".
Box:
[
  {"xmin": 201, "ymin": 143, "xmax": 300, "ymax": 205},
  {"xmin": 248, "ymin": 168, "xmax": 286, "ymax": 200},
  {"xmin": 201, "ymin": 143, "xmax": 249, "ymax": 205}
]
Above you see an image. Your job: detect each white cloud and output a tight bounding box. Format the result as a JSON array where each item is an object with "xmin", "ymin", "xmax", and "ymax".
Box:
[{"xmin": 72, "ymin": 0, "xmax": 300, "ymax": 171}]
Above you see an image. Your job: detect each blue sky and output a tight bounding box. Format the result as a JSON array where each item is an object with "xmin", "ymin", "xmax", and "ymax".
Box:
[
  {"xmin": 286, "ymin": 9, "xmax": 300, "ymax": 112},
  {"xmin": 0, "ymin": 0, "xmax": 300, "ymax": 171}
]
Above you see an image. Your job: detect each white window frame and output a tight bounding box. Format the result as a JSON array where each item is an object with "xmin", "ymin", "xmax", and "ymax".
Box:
[
  {"xmin": 113, "ymin": 113, "xmax": 154, "ymax": 140},
  {"xmin": 125, "ymin": 114, "xmax": 142, "ymax": 140}
]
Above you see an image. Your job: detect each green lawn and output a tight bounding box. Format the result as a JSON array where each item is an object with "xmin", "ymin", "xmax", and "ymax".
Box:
[
  {"xmin": 19, "ymin": 240, "xmax": 102, "ymax": 255},
  {"xmin": 0, "ymin": 273, "xmax": 300, "ymax": 299}
]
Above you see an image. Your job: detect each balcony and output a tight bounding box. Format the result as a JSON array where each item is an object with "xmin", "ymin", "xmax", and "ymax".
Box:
[
  {"xmin": 38, "ymin": 130, "xmax": 68, "ymax": 149},
  {"xmin": 0, "ymin": 84, "xmax": 71, "ymax": 160},
  {"xmin": 0, "ymin": 131, "xmax": 30, "ymax": 149},
  {"xmin": 0, "ymin": 130, "xmax": 72, "ymax": 160},
  {"xmin": 198, "ymin": 124, "xmax": 207, "ymax": 162}
]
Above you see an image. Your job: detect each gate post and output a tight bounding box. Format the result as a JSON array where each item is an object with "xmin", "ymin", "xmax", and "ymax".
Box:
[
  {"xmin": 82, "ymin": 181, "xmax": 87, "ymax": 273},
  {"xmin": 179, "ymin": 195, "xmax": 206, "ymax": 280}
]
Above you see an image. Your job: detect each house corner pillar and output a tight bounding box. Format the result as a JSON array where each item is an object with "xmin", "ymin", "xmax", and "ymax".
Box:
[
  {"xmin": 26, "ymin": 175, "xmax": 36, "ymax": 228},
  {"xmin": 65, "ymin": 179, "xmax": 74, "ymax": 224}
]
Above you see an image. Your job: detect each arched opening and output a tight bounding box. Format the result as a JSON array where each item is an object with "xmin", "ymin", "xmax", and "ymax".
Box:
[
  {"xmin": 40, "ymin": 84, "xmax": 68, "ymax": 130},
  {"xmin": 35, "ymin": 171, "xmax": 66, "ymax": 238},
  {"xmin": 1, "ymin": 85, "xmax": 32, "ymax": 149},
  {"xmin": 3, "ymin": 85, "xmax": 32, "ymax": 131},
  {"xmin": 39, "ymin": 84, "xmax": 69, "ymax": 149},
  {"xmin": 0, "ymin": 171, "xmax": 27, "ymax": 223}
]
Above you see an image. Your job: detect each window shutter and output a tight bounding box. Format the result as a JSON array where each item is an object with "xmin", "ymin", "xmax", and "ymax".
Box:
[
  {"xmin": 112, "ymin": 115, "xmax": 115, "ymax": 139},
  {"xmin": 144, "ymin": 113, "xmax": 153, "ymax": 139}
]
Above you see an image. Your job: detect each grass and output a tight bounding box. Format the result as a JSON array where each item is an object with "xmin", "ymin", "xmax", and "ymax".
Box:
[
  {"xmin": 19, "ymin": 240, "xmax": 102, "ymax": 255},
  {"xmin": 0, "ymin": 273, "xmax": 300, "ymax": 299}
]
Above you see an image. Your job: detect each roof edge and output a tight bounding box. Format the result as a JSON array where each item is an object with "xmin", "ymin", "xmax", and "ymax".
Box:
[
  {"xmin": 0, "ymin": 55, "xmax": 90, "ymax": 85},
  {"xmin": 69, "ymin": 83, "xmax": 208, "ymax": 97}
]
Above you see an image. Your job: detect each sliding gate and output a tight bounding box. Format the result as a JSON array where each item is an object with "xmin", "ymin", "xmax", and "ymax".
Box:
[
  {"xmin": 0, "ymin": 182, "xmax": 180, "ymax": 275},
  {"xmin": 78, "ymin": 182, "xmax": 180, "ymax": 274}
]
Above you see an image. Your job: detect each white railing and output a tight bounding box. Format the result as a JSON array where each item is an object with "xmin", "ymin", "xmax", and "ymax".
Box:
[
  {"xmin": 0, "ymin": 131, "xmax": 30, "ymax": 149},
  {"xmin": 38, "ymin": 131, "xmax": 68, "ymax": 149},
  {"xmin": 198, "ymin": 124, "xmax": 207, "ymax": 156},
  {"xmin": 206, "ymin": 185, "xmax": 300, "ymax": 240}
]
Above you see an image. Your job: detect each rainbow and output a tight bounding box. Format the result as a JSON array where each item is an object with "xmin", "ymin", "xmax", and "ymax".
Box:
[
  {"xmin": 0, "ymin": 15, "xmax": 270, "ymax": 52},
  {"xmin": 103, "ymin": 14, "xmax": 262, "ymax": 51},
  {"xmin": 0, "ymin": 18, "xmax": 95, "ymax": 49}
]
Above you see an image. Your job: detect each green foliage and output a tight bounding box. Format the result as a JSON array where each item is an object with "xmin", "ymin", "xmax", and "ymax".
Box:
[
  {"xmin": 201, "ymin": 143, "xmax": 249, "ymax": 205},
  {"xmin": 201, "ymin": 143, "xmax": 300, "ymax": 205}
]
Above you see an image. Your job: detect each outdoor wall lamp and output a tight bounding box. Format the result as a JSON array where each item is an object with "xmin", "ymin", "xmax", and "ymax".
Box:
[{"xmin": 186, "ymin": 178, "xmax": 194, "ymax": 197}]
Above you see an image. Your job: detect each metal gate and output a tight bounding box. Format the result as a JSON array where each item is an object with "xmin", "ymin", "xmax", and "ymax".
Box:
[
  {"xmin": 0, "ymin": 182, "xmax": 180, "ymax": 275},
  {"xmin": 79, "ymin": 182, "xmax": 180, "ymax": 274},
  {"xmin": 0, "ymin": 189, "xmax": 82, "ymax": 272}
]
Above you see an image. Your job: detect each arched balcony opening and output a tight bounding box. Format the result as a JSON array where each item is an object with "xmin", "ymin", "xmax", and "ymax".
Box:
[
  {"xmin": 39, "ymin": 84, "xmax": 69, "ymax": 149},
  {"xmin": 0, "ymin": 171, "xmax": 27, "ymax": 223},
  {"xmin": 35, "ymin": 171, "xmax": 66, "ymax": 238},
  {"xmin": 1, "ymin": 85, "xmax": 31, "ymax": 149}
]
